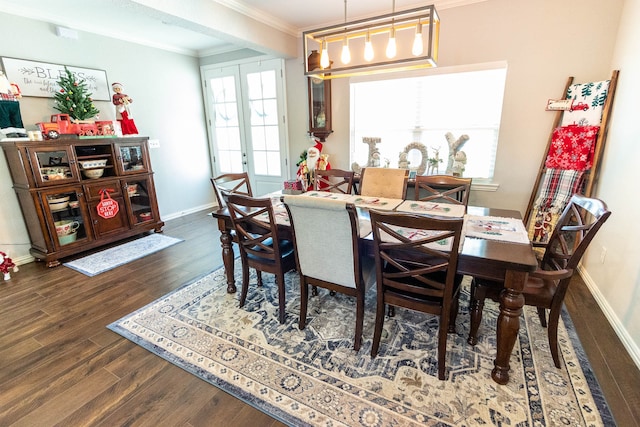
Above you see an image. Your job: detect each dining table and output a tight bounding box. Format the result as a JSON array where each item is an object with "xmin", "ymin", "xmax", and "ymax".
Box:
[{"xmin": 210, "ymin": 191, "xmax": 539, "ymax": 385}]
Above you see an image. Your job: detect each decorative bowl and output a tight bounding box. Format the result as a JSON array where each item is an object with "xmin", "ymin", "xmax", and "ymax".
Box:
[
  {"xmin": 139, "ymin": 212, "xmax": 152, "ymax": 221},
  {"xmin": 79, "ymin": 159, "xmax": 107, "ymax": 179},
  {"xmin": 82, "ymin": 168, "xmax": 105, "ymax": 179},
  {"xmin": 69, "ymin": 200, "xmax": 80, "ymax": 209},
  {"xmin": 78, "ymin": 159, "xmax": 108, "ymax": 169},
  {"xmin": 47, "ymin": 195, "xmax": 70, "ymax": 210}
]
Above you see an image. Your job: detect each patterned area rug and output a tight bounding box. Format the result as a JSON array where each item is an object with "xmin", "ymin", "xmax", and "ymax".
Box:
[
  {"xmin": 64, "ymin": 234, "xmax": 182, "ymax": 276},
  {"xmin": 109, "ymin": 261, "xmax": 613, "ymax": 426}
]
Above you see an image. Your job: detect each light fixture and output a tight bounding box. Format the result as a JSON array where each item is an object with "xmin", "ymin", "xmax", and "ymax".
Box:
[
  {"xmin": 386, "ymin": 0, "xmax": 397, "ymax": 58},
  {"xmin": 320, "ymin": 39, "xmax": 330, "ymax": 69},
  {"xmin": 412, "ymin": 20, "xmax": 424, "ymax": 56},
  {"xmin": 341, "ymin": 38, "xmax": 351, "ymax": 64},
  {"xmin": 364, "ymin": 30, "xmax": 374, "ymax": 61},
  {"xmin": 386, "ymin": 27, "xmax": 397, "ymax": 58},
  {"xmin": 303, "ymin": 4, "xmax": 439, "ymax": 79},
  {"xmin": 340, "ymin": 0, "xmax": 351, "ymax": 64}
]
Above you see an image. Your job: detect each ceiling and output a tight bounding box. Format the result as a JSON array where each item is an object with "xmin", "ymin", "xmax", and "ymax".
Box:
[{"xmin": 0, "ymin": 0, "xmax": 480, "ymax": 57}]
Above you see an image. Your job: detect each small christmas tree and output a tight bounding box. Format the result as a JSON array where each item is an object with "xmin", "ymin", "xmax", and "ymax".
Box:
[{"xmin": 53, "ymin": 67, "xmax": 100, "ymax": 120}]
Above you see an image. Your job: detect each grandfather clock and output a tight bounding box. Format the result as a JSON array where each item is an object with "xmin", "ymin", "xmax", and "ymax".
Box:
[{"xmin": 307, "ymin": 50, "xmax": 333, "ymax": 142}]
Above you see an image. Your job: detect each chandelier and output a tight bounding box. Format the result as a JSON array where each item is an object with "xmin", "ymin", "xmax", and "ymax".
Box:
[{"xmin": 303, "ymin": 2, "xmax": 439, "ymax": 79}]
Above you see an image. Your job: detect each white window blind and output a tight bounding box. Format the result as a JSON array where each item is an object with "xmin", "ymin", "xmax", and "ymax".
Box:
[{"xmin": 350, "ymin": 65, "xmax": 507, "ymax": 180}]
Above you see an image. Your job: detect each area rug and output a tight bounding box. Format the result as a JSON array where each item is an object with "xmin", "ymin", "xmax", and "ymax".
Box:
[
  {"xmin": 64, "ymin": 234, "xmax": 182, "ymax": 276},
  {"xmin": 108, "ymin": 261, "xmax": 613, "ymax": 426}
]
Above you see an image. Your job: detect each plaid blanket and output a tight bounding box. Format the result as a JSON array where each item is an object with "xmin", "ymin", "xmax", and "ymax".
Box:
[{"xmin": 533, "ymin": 168, "xmax": 584, "ymax": 213}]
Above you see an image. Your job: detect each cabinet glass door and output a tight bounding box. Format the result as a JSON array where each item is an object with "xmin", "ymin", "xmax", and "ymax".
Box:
[
  {"xmin": 125, "ymin": 178, "xmax": 154, "ymax": 224},
  {"xmin": 115, "ymin": 142, "xmax": 148, "ymax": 174},
  {"xmin": 29, "ymin": 146, "xmax": 80, "ymax": 187},
  {"xmin": 42, "ymin": 188, "xmax": 90, "ymax": 248}
]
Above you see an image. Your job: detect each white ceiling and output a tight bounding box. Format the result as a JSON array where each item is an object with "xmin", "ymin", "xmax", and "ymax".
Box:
[{"xmin": 0, "ymin": 0, "xmax": 481, "ymax": 57}]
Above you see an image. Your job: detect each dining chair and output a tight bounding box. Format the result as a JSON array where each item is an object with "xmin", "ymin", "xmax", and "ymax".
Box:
[
  {"xmin": 282, "ymin": 194, "xmax": 373, "ymax": 351},
  {"xmin": 314, "ymin": 168, "xmax": 355, "ymax": 194},
  {"xmin": 414, "ymin": 175, "xmax": 472, "ymax": 208},
  {"xmin": 210, "ymin": 172, "xmax": 253, "ymax": 209},
  {"xmin": 467, "ymin": 194, "xmax": 611, "ymax": 368},
  {"xmin": 225, "ymin": 193, "xmax": 296, "ymax": 324},
  {"xmin": 359, "ymin": 167, "xmax": 409, "ymax": 199},
  {"xmin": 369, "ymin": 210, "xmax": 464, "ymax": 380}
]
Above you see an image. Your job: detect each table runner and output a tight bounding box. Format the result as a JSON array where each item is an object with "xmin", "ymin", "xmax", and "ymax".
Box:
[
  {"xmin": 464, "ymin": 215, "xmax": 530, "ymax": 244},
  {"xmin": 395, "ymin": 200, "xmax": 466, "ymax": 218}
]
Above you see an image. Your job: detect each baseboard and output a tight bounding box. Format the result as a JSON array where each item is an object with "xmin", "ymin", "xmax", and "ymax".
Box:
[
  {"xmin": 11, "ymin": 253, "xmax": 35, "ymax": 267},
  {"xmin": 161, "ymin": 202, "xmax": 216, "ymax": 222},
  {"xmin": 578, "ymin": 264, "xmax": 640, "ymax": 370}
]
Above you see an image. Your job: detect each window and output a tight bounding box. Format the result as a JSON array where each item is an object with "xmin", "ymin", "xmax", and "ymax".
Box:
[{"xmin": 350, "ymin": 64, "xmax": 507, "ymax": 181}]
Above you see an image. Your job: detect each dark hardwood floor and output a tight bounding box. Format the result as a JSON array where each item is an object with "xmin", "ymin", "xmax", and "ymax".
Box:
[{"xmin": 1, "ymin": 209, "xmax": 638, "ymax": 426}]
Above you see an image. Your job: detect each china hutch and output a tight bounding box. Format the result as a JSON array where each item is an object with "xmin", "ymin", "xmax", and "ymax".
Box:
[{"xmin": 1, "ymin": 136, "xmax": 164, "ymax": 267}]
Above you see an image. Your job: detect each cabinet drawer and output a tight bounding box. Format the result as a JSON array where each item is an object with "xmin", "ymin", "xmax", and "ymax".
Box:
[{"xmin": 83, "ymin": 179, "xmax": 122, "ymax": 201}]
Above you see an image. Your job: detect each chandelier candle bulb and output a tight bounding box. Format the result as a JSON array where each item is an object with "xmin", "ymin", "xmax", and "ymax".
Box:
[
  {"xmin": 364, "ymin": 31, "xmax": 374, "ymax": 61},
  {"xmin": 386, "ymin": 27, "xmax": 397, "ymax": 58},
  {"xmin": 412, "ymin": 22, "xmax": 424, "ymax": 56},
  {"xmin": 341, "ymin": 38, "xmax": 351, "ymax": 64},
  {"xmin": 320, "ymin": 39, "xmax": 330, "ymax": 69}
]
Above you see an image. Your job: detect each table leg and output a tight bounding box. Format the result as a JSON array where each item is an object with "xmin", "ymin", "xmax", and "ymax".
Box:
[
  {"xmin": 491, "ymin": 269, "xmax": 526, "ymax": 384},
  {"xmin": 217, "ymin": 219, "xmax": 236, "ymax": 294}
]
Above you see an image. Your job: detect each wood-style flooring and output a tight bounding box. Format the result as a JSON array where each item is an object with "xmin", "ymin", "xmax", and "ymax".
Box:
[{"xmin": 0, "ymin": 210, "xmax": 638, "ymax": 426}]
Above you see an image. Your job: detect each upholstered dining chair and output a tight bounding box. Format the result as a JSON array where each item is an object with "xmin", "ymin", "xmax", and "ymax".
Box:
[
  {"xmin": 226, "ymin": 193, "xmax": 296, "ymax": 324},
  {"xmin": 314, "ymin": 168, "xmax": 355, "ymax": 194},
  {"xmin": 467, "ymin": 194, "xmax": 611, "ymax": 368},
  {"xmin": 359, "ymin": 167, "xmax": 409, "ymax": 199},
  {"xmin": 210, "ymin": 172, "xmax": 253, "ymax": 209},
  {"xmin": 414, "ymin": 175, "xmax": 472, "ymax": 208},
  {"xmin": 282, "ymin": 194, "xmax": 373, "ymax": 351},
  {"xmin": 369, "ymin": 210, "xmax": 464, "ymax": 380}
]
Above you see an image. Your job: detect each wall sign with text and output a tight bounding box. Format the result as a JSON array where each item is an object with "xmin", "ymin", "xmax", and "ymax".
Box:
[{"xmin": 1, "ymin": 57, "xmax": 110, "ymax": 101}]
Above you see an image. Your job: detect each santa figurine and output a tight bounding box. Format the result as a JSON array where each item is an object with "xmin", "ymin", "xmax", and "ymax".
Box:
[
  {"xmin": 112, "ymin": 82, "xmax": 139, "ymax": 135},
  {"xmin": 296, "ymin": 140, "xmax": 330, "ymax": 191}
]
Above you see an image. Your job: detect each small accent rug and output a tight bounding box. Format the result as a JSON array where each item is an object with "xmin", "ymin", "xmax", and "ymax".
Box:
[
  {"xmin": 109, "ymin": 261, "xmax": 613, "ymax": 426},
  {"xmin": 64, "ymin": 234, "xmax": 182, "ymax": 276}
]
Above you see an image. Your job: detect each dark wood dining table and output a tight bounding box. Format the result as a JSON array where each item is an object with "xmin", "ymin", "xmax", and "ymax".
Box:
[{"xmin": 210, "ymin": 200, "xmax": 538, "ymax": 385}]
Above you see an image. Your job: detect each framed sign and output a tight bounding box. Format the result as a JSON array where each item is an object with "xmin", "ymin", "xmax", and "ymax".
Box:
[{"xmin": 1, "ymin": 57, "xmax": 110, "ymax": 101}]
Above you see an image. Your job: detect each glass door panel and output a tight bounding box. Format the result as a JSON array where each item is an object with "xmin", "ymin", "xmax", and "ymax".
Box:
[
  {"xmin": 126, "ymin": 178, "xmax": 153, "ymax": 224},
  {"xmin": 115, "ymin": 142, "xmax": 148, "ymax": 174},
  {"xmin": 29, "ymin": 146, "xmax": 79, "ymax": 186},
  {"xmin": 208, "ymin": 72, "xmax": 244, "ymax": 174},
  {"xmin": 42, "ymin": 188, "xmax": 90, "ymax": 248}
]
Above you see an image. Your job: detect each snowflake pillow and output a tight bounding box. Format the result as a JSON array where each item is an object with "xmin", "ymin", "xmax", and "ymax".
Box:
[{"xmin": 545, "ymin": 125, "xmax": 600, "ymax": 171}]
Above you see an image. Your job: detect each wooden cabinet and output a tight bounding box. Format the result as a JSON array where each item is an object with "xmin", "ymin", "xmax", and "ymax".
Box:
[{"xmin": 1, "ymin": 136, "xmax": 164, "ymax": 267}]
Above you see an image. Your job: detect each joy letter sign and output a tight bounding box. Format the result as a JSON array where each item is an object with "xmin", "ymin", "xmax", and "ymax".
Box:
[{"xmin": 97, "ymin": 189, "xmax": 120, "ymax": 219}]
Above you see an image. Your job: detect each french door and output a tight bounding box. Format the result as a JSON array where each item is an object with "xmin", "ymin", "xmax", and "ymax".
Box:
[{"xmin": 203, "ymin": 58, "xmax": 289, "ymax": 196}]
